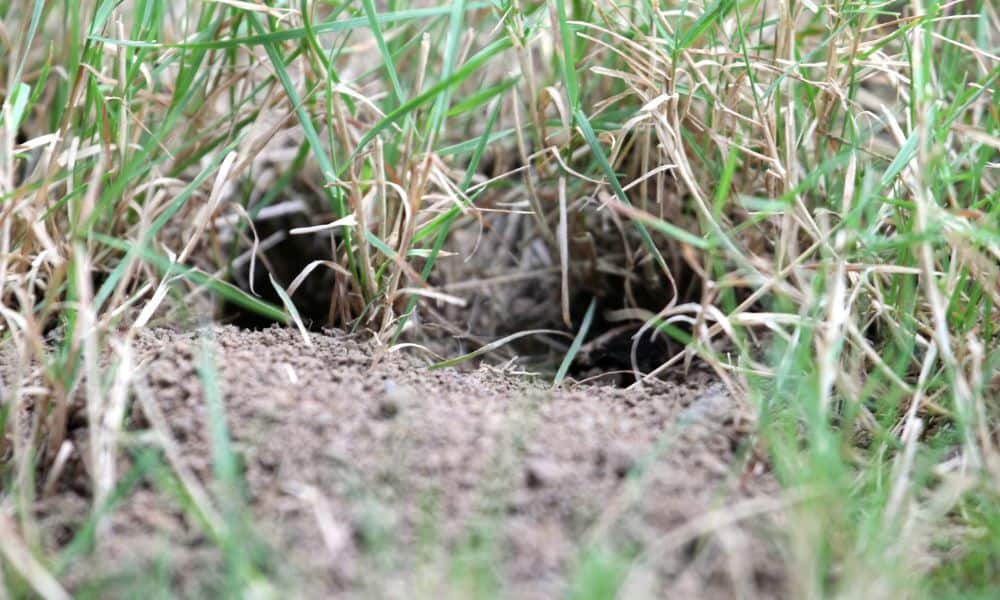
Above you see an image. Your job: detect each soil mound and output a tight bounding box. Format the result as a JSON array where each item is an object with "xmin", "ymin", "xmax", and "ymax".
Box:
[{"xmin": 35, "ymin": 327, "xmax": 782, "ymax": 598}]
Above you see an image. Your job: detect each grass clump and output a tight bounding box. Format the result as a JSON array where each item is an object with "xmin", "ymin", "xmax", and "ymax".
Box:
[{"xmin": 1, "ymin": 0, "xmax": 998, "ymax": 597}]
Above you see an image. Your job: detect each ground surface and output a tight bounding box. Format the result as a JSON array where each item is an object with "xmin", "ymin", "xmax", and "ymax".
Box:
[{"xmin": 32, "ymin": 327, "xmax": 783, "ymax": 598}]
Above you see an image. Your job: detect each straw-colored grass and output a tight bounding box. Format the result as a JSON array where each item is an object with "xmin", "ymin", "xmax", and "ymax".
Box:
[{"xmin": 1, "ymin": 0, "xmax": 998, "ymax": 597}]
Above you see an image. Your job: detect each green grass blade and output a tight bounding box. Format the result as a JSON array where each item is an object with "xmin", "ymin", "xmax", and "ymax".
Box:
[
  {"xmin": 361, "ymin": 0, "xmax": 407, "ymax": 106},
  {"xmin": 89, "ymin": 3, "xmax": 492, "ymax": 50},
  {"xmin": 424, "ymin": 0, "xmax": 466, "ymax": 140},
  {"xmin": 354, "ymin": 37, "xmax": 514, "ymax": 155},
  {"xmin": 554, "ymin": 0, "xmax": 580, "ymax": 109},
  {"xmin": 574, "ymin": 108, "xmax": 705, "ymax": 258},
  {"xmin": 269, "ymin": 274, "xmax": 312, "ymax": 347},
  {"xmin": 554, "ymin": 297, "xmax": 596, "ymax": 385}
]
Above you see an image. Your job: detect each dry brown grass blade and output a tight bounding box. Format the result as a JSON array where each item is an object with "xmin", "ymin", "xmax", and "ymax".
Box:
[
  {"xmin": 557, "ymin": 176, "xmax": 571, "ymax": 327},
  {"xmin": 0, "ymin": 513, "xmax": 71, "ymax": 600}
]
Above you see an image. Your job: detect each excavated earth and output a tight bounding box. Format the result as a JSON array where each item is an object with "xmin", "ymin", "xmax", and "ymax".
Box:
[{"xmin": 25, "ymin": 326, "xmax": 785, "ymax": 598}]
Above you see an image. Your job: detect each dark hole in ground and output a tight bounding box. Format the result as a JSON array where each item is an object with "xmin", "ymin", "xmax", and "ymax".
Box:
[
  {"xmin": 220, "ymin": 200, "xmax": 706, "ymax": 387},
  {"xmin": 221, "ymin": 210, "xmax": 340, "ymax": 331},
  {"xmin": 560, "ymin": 263, "xmax": 700, "ymax": 384}
]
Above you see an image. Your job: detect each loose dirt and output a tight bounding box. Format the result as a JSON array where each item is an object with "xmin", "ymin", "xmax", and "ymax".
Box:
[{"xmin": 31, "ymin": 326, "xmax": 783, "ymax": 598}]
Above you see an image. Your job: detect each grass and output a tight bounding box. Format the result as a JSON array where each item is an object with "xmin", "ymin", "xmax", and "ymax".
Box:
[{"xmin": 1, "ymin": 0, "xmax": 998, "ymax": 597}]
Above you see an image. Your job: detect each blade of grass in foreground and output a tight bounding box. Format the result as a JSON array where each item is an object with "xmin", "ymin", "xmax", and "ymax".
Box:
[
  {"xmin": 198, "ymin": 337, "xmax": 238, "ymax": 500},
  {"xmin": 361, "ymin": 0, "xmax": 407, "ymax": 107},
  {"xmin": 9, "ymin": 0, "xmax": 45, "ymax": 87},
  {"xmin": 54, "ymin": 451, "xmax": 158, "ymax": 575},
  {"xmin": 196, "ymin": 335, "xmax": 258, "ymax": 595},
  {"xmin": 424, "ymin": 0, "xmax": 466, "ymax": 141},
  {"xmin": 553, "ymin": 0, "xmax": 580, "ymax": 109},
  {"xmin": 269, "ymin": 274, "xmax": 313, "ymax": 348},
  {"xmin": 554, "ymin": 298, "xmax": 596, "ymax": 386},
  {"xmin": 0, "ymin": 514, "xmax": 71, "ymax": 600}
]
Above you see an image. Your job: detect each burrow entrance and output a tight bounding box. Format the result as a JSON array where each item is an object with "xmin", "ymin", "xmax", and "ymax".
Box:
[{"xmin": 220, "ymin": 199, "xmax": 705, "ymax": 386}]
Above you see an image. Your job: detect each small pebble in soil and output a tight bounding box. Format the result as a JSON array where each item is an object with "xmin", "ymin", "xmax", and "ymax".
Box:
[
  {"xmin": 374, "ymin": 399, "xmax": 399, "ymax": 420},
  {"xmin": 524, "ymin": 458, "xmax": 563, "ymax": 489},
  {"xmin": 594, "ymin": 443, "xmax": 639, "ymax": 480},
  {"xmin": 373, "ymin": 380, "xmax": 408, "ymax": 420}
]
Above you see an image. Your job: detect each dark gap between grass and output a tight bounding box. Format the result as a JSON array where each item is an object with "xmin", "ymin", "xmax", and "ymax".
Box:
[{"xmin": 220, "ymin": 203, "xmax": 704, "ymax": 387}]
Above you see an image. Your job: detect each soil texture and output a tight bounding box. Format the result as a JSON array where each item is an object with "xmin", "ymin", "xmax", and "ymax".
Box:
[{"xmin": 30, "ymin": 326, "xmax": 783, "ymax": 598}]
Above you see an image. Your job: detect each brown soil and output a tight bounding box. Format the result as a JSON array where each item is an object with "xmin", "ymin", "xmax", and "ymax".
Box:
[{"xmin": 32, "ymin": 326, "xmax": 783, "ymax": 598}]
